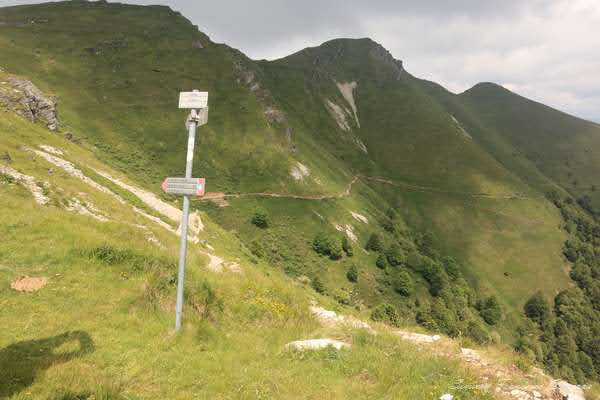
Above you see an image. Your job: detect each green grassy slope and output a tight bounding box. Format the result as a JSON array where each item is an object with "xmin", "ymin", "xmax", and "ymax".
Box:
[
  {"xmin": 0, "ymin": 112, "xmax": 494, "ymax": 399},
  {"xmin": 460, "ymin": 83, "xmax": 600, "ymax": 208},
  {"xmin": 1, "ymin": 0, "xmax": 598, "ymax": 390},
  {"xmin": 0, "ymin": 0, "xmax": 574, "ymax": 332},
  {"xmin": 259, "ymin": 38, "xmax": 570, "ymax": 316}
]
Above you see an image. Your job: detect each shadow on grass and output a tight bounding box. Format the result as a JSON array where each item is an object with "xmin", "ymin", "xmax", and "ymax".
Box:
[{"xmin": 0, "ymin": 331, "xmax": 95, "ymax": 399}]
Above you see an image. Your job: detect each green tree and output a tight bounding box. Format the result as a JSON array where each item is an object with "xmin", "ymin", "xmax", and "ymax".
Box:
[
  {"xmin": 250, "ymin": 207, "xmax": 270, "ymax": 228},
  {"xmin": 346, "ymin": 264, "xmax": 359, "ymax": 283},
  {"xmin": 480, "ymin": 296, "xmax": 502, "ymax": 325},
  {"xmin": 312, "ymin": 232, "xmax": 332, "ymax": 256},
  {"xmin": 385, "ymin": 244, "xmax": 404, "ymax": 266},
  {"xmin": 365, "ymin": 233, "xmax": 383, "ymax": 252},
  {"xmin": 394, "ymin": 270, "xmax": 414, "ymax": 296},
  {"xmin": 524, "ymin": 291, "xmax": 550, "ymax": 324},
  {"xmin": 375, "ymin": 253, "xmax": 387, "ymax": 269}
]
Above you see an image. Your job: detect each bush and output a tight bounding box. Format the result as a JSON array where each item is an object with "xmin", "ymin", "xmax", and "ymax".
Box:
[
  {"xmin": 467, "ymin": 320, "xmax": 491, "ymax": 344},
  {"xmin": 313, "ymin": 232, "xmax": 332, "ymax": 256},
  {"xmin": 422, "ymin": 260, "xmax": 445, "ymax": 296},
  {"xmin": 394, "ymin": 270, "xmax": 414, "ymax": 296},
  {"xmin": 311, "ymin": 276, "xmax": 326, "ymax": 294},
  {"xmin": 375, "ymin": 253, "xmax": 387, "ymax": 269},
  {"xmin": 381, "ymin": 218, "xmax": 395, "ymax": 233},
  {"xmin": 329, "ymin": 238, "xmax": 344, "ymax": 260},
  {"xmin": 443, "ymin": 257, "xmax": 461, "ymax": 280},
  {"xmin": 385, "ymin": 244, "xmax": 404, "ymax": 266},
  {"xmin": 341, "ymin": 235, "xmax": 353, "ymax": 257},
  {"xmin": 480, "ymin": 296, "xmax": 502, "ymax": 325},
  {"xmin": 524, "ymin": 291, "xmax": 550, "ymax": 324},
  {"xmin": 251, "ymin": 208, "xmax": 270, "ymax": 228},
  {"xmin": 346, "ymin": 264, "xmax": 359, "ymax": 283},
  {"xmin": 371, "ymin": 303, "xmax": 400, "ymax": 327},
  {"xmin": 365, "ymin": 233, "xmax": 383, "ymax": 252}
]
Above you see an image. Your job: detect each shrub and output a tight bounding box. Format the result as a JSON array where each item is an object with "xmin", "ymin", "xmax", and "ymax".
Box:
[
  {"xmin": 422, "ymin": 260, "xmax": 445, "ymax": 296},
  {"xmin": 524, "ymin": 291, "xmax": 550, "ymax": 324},
  {"xmin": 341, "ymin": 235, "xmax": 353, "ymax": 257},
  {"xmin": 371, "ymin": 303, "xmax": 400, "ymax": 327},
  {"xmin": 467, "ymin": 320, "xmax": 491, "ymax": 344},
  {"xmin": 346, "ymin": 264, "xmax": 359, "ymax": 283},
  {"xmin": 382, "ymin": 218, "xmax": 395, "ymax": 233},
  {"xmin": 313, "ymin": 232, "xmax": 332, "ymax": 256},
  {"xmin": 385, "ymin": 244, "xmax": 404, "ymax": 266},
  {"xmin": 480, "ymin": 296, "xmax": 502, "ymax": 325},
  {"xmin": 329, "ymin": 238, "xmax": 344, "ymax": 260},
  {"xmin": 375, "ymin": 253, "xmax": 387, "ymax": 269},
  {"xmin": 365, "ymin": 233, "xmax": 383, "ymax": 252},
  {"xmin": 394, "ymin": 270, "xmax": 414, "ymax": 296},
  {"xmin": 443, "ymin": 257, "xmax": 461, "ymax": 280},
  {"xmin": 251, "ymin": 207, "xmax": 270, "ymax": 228},
  {"xmin": 311, "ymin": 276, "xmax": 326, "ymax": 294}
]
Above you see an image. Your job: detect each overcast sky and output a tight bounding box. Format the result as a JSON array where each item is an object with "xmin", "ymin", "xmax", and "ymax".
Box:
[{"xmin": 3, "ymin": 0, "xmax": 600, "ymax": 122}]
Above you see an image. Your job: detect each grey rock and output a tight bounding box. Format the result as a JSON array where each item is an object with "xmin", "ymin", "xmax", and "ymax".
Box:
[{"xmin": 0, "ymin": 77, "xmax": 59, "ymax": 131}]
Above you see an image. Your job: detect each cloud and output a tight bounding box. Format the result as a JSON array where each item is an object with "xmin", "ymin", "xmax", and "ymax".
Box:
[{"xmin": 2, "ymin": 0, "xmax": 599, "ymax": 121}]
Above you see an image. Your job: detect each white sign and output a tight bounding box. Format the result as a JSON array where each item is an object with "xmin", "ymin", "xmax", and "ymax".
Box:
[
  {"xmin": 162, "ymin": 177, "xmax": 206, "ymax": 196},
  {"xmin": 178, "ymin": 91, "xmax": 208, "ymax": 109}
]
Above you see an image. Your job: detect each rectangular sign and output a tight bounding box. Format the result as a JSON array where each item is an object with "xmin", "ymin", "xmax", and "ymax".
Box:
[
  {"xmin": 162, "ymin": 177, "xmax": 206, "ymax": 196},
  {"xmin": 178, "ymin": 91, "xmax": 208, "ymax": 109}
]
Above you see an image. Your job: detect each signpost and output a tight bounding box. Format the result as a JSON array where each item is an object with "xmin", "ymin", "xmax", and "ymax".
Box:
[
  {"xmin": 162, "ymin": 177, "xmax": 206, "ymax": 197},
  {"xmin": 168, "ymin": 90, "xmax": 209, "ymax": 332}
]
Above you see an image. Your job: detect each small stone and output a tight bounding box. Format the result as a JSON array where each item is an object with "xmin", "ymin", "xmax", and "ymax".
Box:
[{"xmin": 440, "ymin": 394, "xmax": 453, "ymax": 400}]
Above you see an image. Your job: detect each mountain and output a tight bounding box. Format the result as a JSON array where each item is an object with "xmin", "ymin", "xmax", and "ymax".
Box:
[{"xmin": 1, "ymin": 2, "xmax": 600, "ymax": 398}]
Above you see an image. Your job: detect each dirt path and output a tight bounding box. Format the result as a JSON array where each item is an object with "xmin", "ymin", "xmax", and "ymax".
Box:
[{"xmin": 200, "ymin": 175, "xmax": 527, "ymax": 204}]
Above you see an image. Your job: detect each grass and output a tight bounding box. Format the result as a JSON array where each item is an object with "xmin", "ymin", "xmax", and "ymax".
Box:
[
  {"xmin": 0, "ymin": 1, "xmax": 575, "ymax": 320},
  {"xmin": 0, "ymin": 0, "xmax": 596, "ymax": 395},
  {"xmin": 0, "ymin": 108, "xmax": 493, "ymax": 399}
]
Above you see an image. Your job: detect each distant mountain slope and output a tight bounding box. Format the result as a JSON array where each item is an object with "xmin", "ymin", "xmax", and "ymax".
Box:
[{"xmin": 459, "ymin": 83, "xmax": 600, "ymax": 209}]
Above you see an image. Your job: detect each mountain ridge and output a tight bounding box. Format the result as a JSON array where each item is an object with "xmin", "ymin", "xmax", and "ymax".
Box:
[{"xmin": 2, "ymin": 1, "xmax": 600, "ymax": 398}]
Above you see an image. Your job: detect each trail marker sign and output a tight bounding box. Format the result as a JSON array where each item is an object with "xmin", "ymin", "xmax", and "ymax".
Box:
[
  {"xmin": 179, "ymin": 91, "xmax": 208, "ymax": 109},
  {"xmin": 171, "ymin": 89, "xmax": 208, "ymax": 333},
  {"xmin": 162, "ymin": 177, "xmax": 206, "ymax": 196}
]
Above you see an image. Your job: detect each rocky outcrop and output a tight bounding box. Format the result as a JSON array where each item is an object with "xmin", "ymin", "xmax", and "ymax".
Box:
[
  {"xmin": 0, "ymin": 76, "xmax": 59, "ymax": 131},
  {"xmin": 232, "ymin": 57, "xmax": 297, "ymax": 152}
]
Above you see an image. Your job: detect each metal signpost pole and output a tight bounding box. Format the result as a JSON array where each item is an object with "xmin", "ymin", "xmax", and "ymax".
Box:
[
  {"xmin": 171, "ymin": 89, "xmax": 208, "ymax": 333},
  {"xmin": 175, "ymin": 108, "xmax": 197, "ymax": 332}
]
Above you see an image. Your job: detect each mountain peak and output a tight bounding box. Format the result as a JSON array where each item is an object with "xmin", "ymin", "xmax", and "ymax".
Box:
[{"xmin": 277, "ymin": 37, "xmax": 405, "ymax": 81}]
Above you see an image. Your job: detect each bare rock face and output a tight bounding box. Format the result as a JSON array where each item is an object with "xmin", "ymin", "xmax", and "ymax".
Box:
[{"xmin": 0, "ymin": 76, "xmax": 59, "ymax": 131}]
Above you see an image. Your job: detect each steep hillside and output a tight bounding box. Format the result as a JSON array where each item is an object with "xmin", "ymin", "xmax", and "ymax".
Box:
[
  {"xmin": 2, "ymin": 1, "xmax": 600, "ymax": 396},
  {"xmin": 258, "ymin": 38, "xmax": 570, "ymax": 320},
  {"xmin": 460, "ymin": 83, "xmax": 600, "ymax": 209}
]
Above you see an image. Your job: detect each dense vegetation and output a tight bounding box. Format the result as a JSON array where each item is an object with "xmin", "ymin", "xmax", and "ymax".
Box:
[{"xmin": 514, "ymin": 192, "xmax": 600, "ymax": 383}]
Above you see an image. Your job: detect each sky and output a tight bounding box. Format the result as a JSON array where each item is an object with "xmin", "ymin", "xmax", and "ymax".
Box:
[{"xmin": 3, "ymin": 0, "xmax": 600, "ymax": 122}]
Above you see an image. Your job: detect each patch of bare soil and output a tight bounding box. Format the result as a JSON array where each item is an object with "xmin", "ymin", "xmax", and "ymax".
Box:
[
  {"xmin": 203, "ymin": 192, "xmax": 229, "ymax": 207},
  {"xmin": 11, "ymin": 276, "xmax": 48, "ymax": 292}
]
